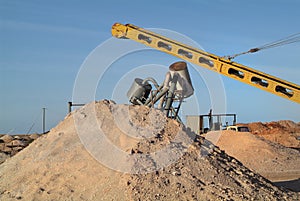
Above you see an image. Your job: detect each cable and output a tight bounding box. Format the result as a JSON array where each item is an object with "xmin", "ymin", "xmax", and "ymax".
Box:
[
  {"xmin": 257, "ymin": 32, "xmax": 300, "ymax": 50},
  {"xmin": 26, "ymin": 109, "xmax": 43, "ymax": 134},
  {"xmin": 224, "ymin": 32, "xmax": 300, "ymax": 60}
]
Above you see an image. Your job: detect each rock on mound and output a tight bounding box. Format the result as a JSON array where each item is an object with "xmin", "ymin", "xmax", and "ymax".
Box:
[
  {"xmin": 0, "ymin": 134, "xmax": 41, "ymax": 163},
  {"xmin": 0, "ymin": 100, "xmax": 298, "ymax": 200}
]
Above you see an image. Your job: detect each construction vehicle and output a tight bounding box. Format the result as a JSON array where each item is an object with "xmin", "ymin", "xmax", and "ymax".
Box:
[
  {"xmin": 226, "ymin": 125, "xmax": 250, "ymax": 132},
  {"xmin": 111, "ymin": 23, "xmax": 300, "ymax": 105}
]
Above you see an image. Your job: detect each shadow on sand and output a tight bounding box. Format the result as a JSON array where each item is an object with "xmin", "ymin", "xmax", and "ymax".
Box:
[{"xmin": 273, "ymin": 178, "xmax": 300, "ymax": 192}]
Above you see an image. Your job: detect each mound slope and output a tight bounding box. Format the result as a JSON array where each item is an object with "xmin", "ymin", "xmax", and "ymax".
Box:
[
  {"xmin": 0, "ymin": 100, "xmax": 298, "ymax": 200},
  {"xmin": 205, "ymin": 131, "xmax": 300, "ymax": 182}
]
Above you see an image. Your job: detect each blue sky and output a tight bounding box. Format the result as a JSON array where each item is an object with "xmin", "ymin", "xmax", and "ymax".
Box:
[{"xmin": 1, "ymin": 0, "xmax": 299, "ymax": 134}]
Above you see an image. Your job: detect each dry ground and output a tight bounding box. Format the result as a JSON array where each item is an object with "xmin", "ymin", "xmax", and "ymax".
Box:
[{"xmin": 0, "ymin": 100, "xmax": 299, "ymax": 200}]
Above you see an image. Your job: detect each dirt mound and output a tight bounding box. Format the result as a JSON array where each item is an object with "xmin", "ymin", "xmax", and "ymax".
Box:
[
  {"xmin": 0, "ymin": 100, "xmax": 298, "ymax": 200},
  {"xmin": 205, "ymin": 131, "xmax": 300, "ymax": 182},
  {"xmin": 241, "ymin": 121, "xmax": 300, "ymax": 148}
]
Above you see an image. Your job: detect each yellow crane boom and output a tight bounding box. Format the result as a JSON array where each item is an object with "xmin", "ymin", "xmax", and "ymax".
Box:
[{"xmin": 111, "ymin": 23, "xmax": 300, "ymax": 104}]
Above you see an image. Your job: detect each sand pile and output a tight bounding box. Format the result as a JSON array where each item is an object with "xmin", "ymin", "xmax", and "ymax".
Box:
[
  {"xmin": 242, "ymin": 121, "xmax": 300, "ymax": 148},
  {"xmin": 0, "ymin": 100, "xmax": 298, "ymax": 200},
  {"xmin": 205, "ymin": 131, "xmax": 300, "ymax": 182}
]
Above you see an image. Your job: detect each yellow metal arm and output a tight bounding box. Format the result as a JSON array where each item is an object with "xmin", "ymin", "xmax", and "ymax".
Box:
[{"xmin": 112, "ymin": 23, "xmax": 300, "ymax": 104}]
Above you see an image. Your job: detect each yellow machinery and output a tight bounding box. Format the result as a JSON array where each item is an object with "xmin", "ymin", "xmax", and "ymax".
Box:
[{"xmin": 111, "ymin": 23, "xmax": 300, "ymax": 104}]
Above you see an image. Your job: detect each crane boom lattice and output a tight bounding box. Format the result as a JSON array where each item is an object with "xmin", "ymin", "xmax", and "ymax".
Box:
[{"xmin": 111, "ymin": 23, "xmax": 300, "ymax": 104}]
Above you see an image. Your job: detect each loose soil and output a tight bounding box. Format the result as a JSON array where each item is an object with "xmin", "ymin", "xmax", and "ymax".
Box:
[{"xmin": 0, "ymin": 100, "xmax": 298, "ymax": 200}]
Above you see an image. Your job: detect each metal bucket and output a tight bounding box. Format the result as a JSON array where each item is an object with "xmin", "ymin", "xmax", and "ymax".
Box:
[
  {"xmin": 127, "ymin": 78, "xmax": 152, "ymax": 104},
  {"xmin": 169, "ymin": 61, "xmax": 194, "ymax": 98}
]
